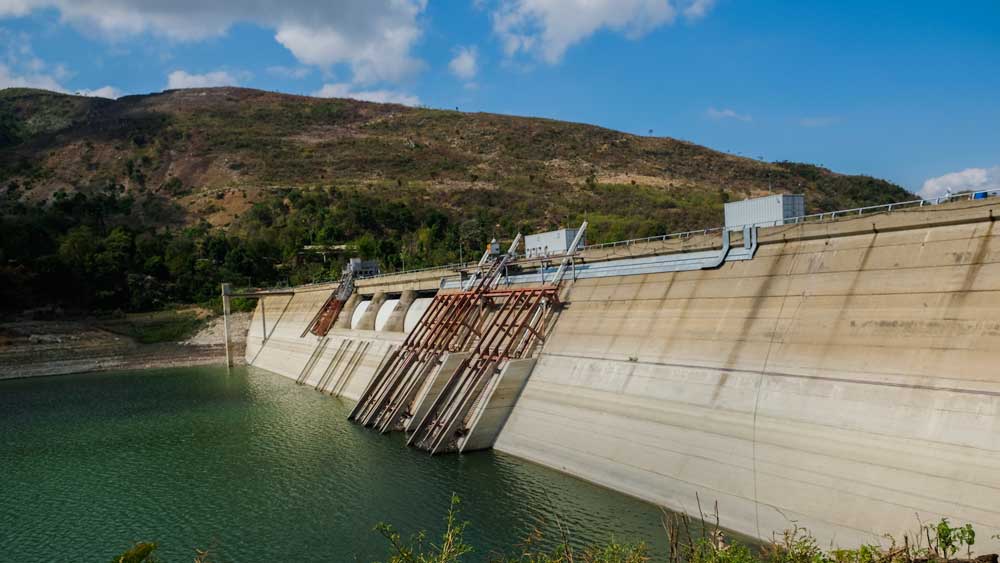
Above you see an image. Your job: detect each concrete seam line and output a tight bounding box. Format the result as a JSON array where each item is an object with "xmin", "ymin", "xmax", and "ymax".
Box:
[
  {"xmin": 537, "ymin": 352, "xmax": 1000, "ymax": 397},
  {"xmin": 569, "ymin": 286, "xmax": 1000, "ymax": 305}
]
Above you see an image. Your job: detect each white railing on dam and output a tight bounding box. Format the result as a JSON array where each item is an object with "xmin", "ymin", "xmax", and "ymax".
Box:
[
  {"xmin": 385, "ymin": 190, "xmax": 1000, "ymax": 278},
  {"xmin": 582, "ymin": 189, "xmax": 1000, "ymax": 252}
]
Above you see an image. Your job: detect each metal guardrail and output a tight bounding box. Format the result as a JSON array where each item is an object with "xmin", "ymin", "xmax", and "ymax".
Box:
[
  {"xmin": 763, "ymin": 190, "xmax": 999, "ymax": 227},
  {"xmin": 581, "ymin": 226, "xmax": 726, "ymax": 251},
  {"xmin": 358, "ymin": 260, "xmax": 474, "ymax": 281},
  {"xmin": 241, "ymin": 190, "xmax": 998, "ymax": 292},
  {"xmin": 581, "ymin": 190, "xmax": 999, "ymax": 252}
]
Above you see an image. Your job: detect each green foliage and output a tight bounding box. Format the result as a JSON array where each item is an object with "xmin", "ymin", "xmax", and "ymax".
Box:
[
  {"xmin": 501, "ymin": 539, "xmax": 650, "ymax": 563},
  {"xmin": 0, "ymin": 88, "xmax": 918, "ymax": 314},
  {"xmin": 376, "ymin": 494, "xmax": 649, "ymax": 563},
  {"xmin": 571, "ymin": 542, "xmax": 650, "ymax": 563},
  {"xmin": 110, "ymin": 542, "xmax": 216, "ymax": 563},
  {"xmin": 0, "ymin": 108, "xmax": 25, "ymax": 147},
  {"xmin": 772, "ymin": 162, "xmax": 910, "ymax": 211},
  {"xmin": 935, "ymin": 519, "xmax": 976, "ymax": 560},
  {"xmin": 99, "ymin": 311, "xmax": 208, "ymax": 344},
  {"xmin": 775, "ymin": 518, "xmax": 984, "ymax": 563},
  {"xmin": 375, "ymin": 494, "xmax": 473, "ymax": 563},
  {"xmin": 763, "ymin": 527, "xmax": 829, "ymax": 563},
  {"xmin": 162, "ymin": 177, "xmax": 186, "ymax": 196},
  {"xmin": 230, "ymin": 297, "xmax": 259, "ymax": 313},
  {"xmin": 686, "ymin": 539, "xmax": 757, "ymax": 563},
  {"xmin": 664, "ymin": 500, "xmax": 761, "ymax": 563},
  {"xmin": 105, "ymin": 507, "xmax": 990, "ymax": 563},
  {"xmin": 663, "ymin": 500, "xmax": 991, "ymax": 563},
  {"xmin": 0, "ymin": 88, "xmax": 101, "ymax": 141},
  {"xmin": 0, "ymin": 184, "xmax": 286, "ymax": 312},
  {"xmin": 110, "ymin": 542, "xmax": 159, "ymax": 563},
  {"xmin": 829, "ymin": 544, "xmax": 882, "ymax": 563}
]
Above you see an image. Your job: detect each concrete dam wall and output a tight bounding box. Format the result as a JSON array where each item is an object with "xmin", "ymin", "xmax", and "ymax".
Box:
[
  {"xmin": 243, "ymin": 200, "xmax": 1000, "ymax": 550},
  {"xmin": 245, "ymin": 287, "xmax": 404, "ymax": 401}
]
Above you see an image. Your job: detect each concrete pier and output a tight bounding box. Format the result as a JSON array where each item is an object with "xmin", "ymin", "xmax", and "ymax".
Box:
[
  {"xmin": 383, "ymin": 290, "xmax": 417, "ymax": 332},
  {"xmin": 356, "ymin": 292, "xmax": 387, "ymax": 331}
]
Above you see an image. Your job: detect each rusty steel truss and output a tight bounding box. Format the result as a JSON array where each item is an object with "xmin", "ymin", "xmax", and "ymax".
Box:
[
  {"xmin": 348, "ymin": 251, "xmax": 561, "ymax": 453},
  {"xmin": 302, "ymin": 265, "xmax": 360, "ymax": 338},
  {"xmin": 307, "ymin": 296, "xmax": 344, "ymax": 337}
]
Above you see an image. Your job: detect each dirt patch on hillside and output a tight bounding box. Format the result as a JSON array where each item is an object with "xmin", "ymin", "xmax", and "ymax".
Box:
[
  {"xmin": 183, "ymin": 312, "xmax": 250, "ymax": 346},
  {"xmin": 596, "ymin": 172, "xmax": 682, "ymax": 188}
]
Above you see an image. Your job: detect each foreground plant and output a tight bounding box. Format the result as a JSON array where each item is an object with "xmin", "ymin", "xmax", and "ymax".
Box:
[
  {"xmin": 662, "ymin": 495, "xmax": 991, "ymax": 563},
  {"xmin": 110, "ymin": 497, "xmax": 992, "ymax": 563},
  {"xmin": 374, "ymin": 494, "xmax": 649, "ymax": 563},
  {"xmin": 374, "ymin": 494, "xmax": 474, "ymax": 563},
  {"xmin": 111, "ymin": 542, "xmax": 159, "ymax": 563},
  {"xmin": 110, "ymin": 543, "xmax": 214, "ymax": 563}
]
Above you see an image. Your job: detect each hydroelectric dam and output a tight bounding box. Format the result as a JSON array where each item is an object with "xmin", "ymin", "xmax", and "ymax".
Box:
[{"xmin": 234, "ymin": 196, "xmax": 1000, "ymax": 551}]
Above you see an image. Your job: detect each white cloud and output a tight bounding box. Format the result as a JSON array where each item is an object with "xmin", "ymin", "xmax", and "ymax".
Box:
[
  {"xmin": 312, "ymin": 82, "xmax": 419, "ymax": 106},
  {"xmin": 449, "ymin": 45, "xmax": 478, "ymax": 80},
  {"xmin": 0, "ymin": 32, "xmax": 120, "ymax": 97},
  {"xmin": 683, "ymin": 0, "xmax": 714, "ymax": 19},
  {"xmin": 707, "ymin": 107, "xmax": 751, "ymax": 122},
  {"xmin": 0, "ymin": 1, "xmax": 427, "ymax": 84},
  {"xmin": 75, "ymin": 85, "xmax": 121, "ymax": 98},
  {"xmin": 920, "ymin": 166, "xmax": 1000, "ymax": 200},
  {"xmin": 266, "ymin": 65, "xmax": 311, "ymax": 79},
  {"xmin": 166, "ymin": 69, "xmax": 239, "ymax": 89},
  {"xmin": 0, "ymin": 30, "xmax": 62, "ymax": 90},
  {"xmin": 0, "ymin": 62, "xmax": 64, "ymax": 90},
  {"xmin": 0, "ymin": 64, "xmax": 119, "ymax": 98},
  {"xmin": 24, "ymin": 56, "xmax": 44, "ymax": 71},
  {"xmin": 275, "ymin": 18, "xmax": 424, "ymax": 84},
  {"xmin": 799, "ymin": 116, "xmax": 840, "ymax": 127},
  {"xmin": 0, "ymin": 1, "xmax": 34, "ymax": 17},
  {"xmin": 492, "ymin": 0, "xmax": 713, "ymax": 64}
]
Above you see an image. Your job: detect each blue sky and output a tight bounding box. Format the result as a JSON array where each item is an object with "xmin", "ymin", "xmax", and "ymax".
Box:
[{"xmin": 0, "ymin": 0, "xmax": 997, "ymax": 196}]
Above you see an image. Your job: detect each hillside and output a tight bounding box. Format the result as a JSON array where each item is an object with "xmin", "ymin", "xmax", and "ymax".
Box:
[{"xmin": 0, "ymin": 87, "xmax": 912, "ymax": 312}]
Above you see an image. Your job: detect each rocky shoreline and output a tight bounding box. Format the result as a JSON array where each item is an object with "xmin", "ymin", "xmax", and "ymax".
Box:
[{"xmin": 0, "ymin": 313, "xmax": 250, "ymax": 380}]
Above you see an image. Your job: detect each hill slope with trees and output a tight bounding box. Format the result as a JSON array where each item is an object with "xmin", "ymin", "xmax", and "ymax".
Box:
[{"xmin": 0, "ymin": 87, "xmax": 912, "ymax": 312}]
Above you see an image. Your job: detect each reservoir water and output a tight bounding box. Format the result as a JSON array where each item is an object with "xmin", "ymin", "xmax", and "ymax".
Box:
[{"xmin": 0, "ymin": 366, "xmax": 670, "ymax": 562}]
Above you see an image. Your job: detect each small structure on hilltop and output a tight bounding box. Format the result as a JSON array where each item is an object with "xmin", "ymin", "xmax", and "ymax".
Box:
[{"xmin": 343, "ymin": 257, "xmax": 380, "ymax": 279}]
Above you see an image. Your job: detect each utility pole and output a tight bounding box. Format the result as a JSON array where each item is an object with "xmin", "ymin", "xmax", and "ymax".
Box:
[{"xmin": 221, "ymin": 283, "xmax": 233, "ymax": 369}]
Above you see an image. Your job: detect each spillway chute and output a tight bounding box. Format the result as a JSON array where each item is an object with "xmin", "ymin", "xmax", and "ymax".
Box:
[
  {"xmin": 350, "ymin": 300, "xmax": 371, "ymax": 330},
  {"xmin": 374, "ymin": 299, "xmax": 400, "ymax": 331},
  {"xmin": 404, "ymin": 298, "xmax": 433, "ymax": 334}
]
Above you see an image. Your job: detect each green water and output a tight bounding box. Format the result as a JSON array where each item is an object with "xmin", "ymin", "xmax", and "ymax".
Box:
[{"xmin": 1, "ymin": 366, "xmax": 670, "ymax": 562}]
